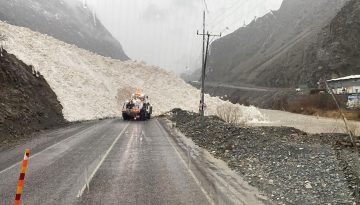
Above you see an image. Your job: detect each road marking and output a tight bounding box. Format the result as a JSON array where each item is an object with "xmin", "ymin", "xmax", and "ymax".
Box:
[
  {"xmin": 77, "ymin": 122, "xmax": 130, "ymax": 198},
  {"xmin": 155, "ymin": 120, "xmax": 215, "ymax": 205},
  {"xmin": 0, "ymin": 122, "xmax": 102, "ymax": 175}
]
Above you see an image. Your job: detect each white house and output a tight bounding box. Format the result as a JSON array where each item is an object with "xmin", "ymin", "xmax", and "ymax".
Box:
[{"xmin": 327, "ymin": 75, "xmax": 360, "ymax": 94}]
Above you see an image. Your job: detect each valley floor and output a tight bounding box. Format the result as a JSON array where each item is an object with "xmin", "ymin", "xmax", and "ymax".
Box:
[{"xmin": 191, "ymin": 81, "xmax": 360, "ymax": 134}]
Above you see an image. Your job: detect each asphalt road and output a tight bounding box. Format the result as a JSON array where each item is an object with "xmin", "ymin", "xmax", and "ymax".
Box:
[{"xmin": 0, "ymin": 119, "xmax": 268, "ymax": 205}]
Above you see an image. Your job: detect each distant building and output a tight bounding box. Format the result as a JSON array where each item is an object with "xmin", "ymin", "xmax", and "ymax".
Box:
[
  {"xmin": 327, "ymin": 75, "xmax": 360, "ymax": 94},
  {"xmin": 327, "ymin": 75, "xmax": 360, "ymax": 109}
]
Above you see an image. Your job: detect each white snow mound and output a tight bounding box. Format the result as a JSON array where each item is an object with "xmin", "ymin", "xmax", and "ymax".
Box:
[{"xmin": 0, "ymin": 21, "xmax": 267, "ymax": 123}]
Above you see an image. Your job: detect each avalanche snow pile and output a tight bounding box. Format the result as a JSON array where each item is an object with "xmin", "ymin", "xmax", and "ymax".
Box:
[{"xmin": 0, "ymin": 21, "xmax": 266, "ymax": 122}]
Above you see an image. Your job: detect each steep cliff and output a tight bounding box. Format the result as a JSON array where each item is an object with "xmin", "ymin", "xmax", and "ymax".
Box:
[
  {"xmin": 0, "ymin": 0, "xmax": 129, "ymax": 60},
  {"xmin": 207, "ymin": 0, "xmax": 359, "ymax": 88}
]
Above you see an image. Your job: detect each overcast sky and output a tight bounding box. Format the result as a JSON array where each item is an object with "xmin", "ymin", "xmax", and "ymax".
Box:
[{"xmin": 83, "ymin": 0, "xmax": 283, "ymax": 74}]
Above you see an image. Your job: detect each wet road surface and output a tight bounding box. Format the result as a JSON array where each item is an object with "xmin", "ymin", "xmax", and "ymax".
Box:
[{"xmin": 0, "ymin": 119, "xmax": 269, "ymax": 205}]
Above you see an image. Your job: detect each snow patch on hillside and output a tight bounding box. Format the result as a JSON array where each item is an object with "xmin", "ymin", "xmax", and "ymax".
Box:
[{"xmin": 0, "ymin": 21, "xmax": 267, "ymax": 123}]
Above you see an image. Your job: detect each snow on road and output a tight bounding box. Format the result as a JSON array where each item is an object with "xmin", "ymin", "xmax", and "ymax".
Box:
[{"xmin": 0, "ymin": 21, "xmax": 266, "ymax": 122}]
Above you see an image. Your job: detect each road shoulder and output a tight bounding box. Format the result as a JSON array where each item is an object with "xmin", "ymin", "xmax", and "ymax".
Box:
[
  {"xmin": 0, "ymin": 120, "xmax": 100, "ymax": 172},
  {"xmin": 158, "ymin": 118, "xmax": 273, "ymax": 205}
]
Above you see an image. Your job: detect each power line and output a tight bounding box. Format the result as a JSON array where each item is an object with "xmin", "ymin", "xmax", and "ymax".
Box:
[
  {"xmin": 208, "ymin": 0, "xmax": 267, "ymax": 33},
  {"xmin": 208, "ymin": 0, "xmax": 244, "ymax": 30},
  {"xmin": 202, "ymin": 0, "xmax": 210, "ymax": 13}
]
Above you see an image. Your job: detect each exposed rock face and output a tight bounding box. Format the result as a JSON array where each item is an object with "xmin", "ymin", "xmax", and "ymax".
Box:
[
  {"xmin": 207, "ymin": 0, "xmax": 359, "ymax": 88},
  {"xmin": 0, "ymin": 0, "xmax": 129, "ymax": 60},
  {"xmin": 0, "ymin": 49, "xmax": 65, "ymax": 143}
]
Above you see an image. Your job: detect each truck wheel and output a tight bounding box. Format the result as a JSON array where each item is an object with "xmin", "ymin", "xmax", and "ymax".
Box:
[
  {"xmin": 149, "ymin": 106, "xmax": 152, "ymax": 114},
  {"xmin": 148, "ymin": 106, "xmax": 152, "ymax": 119},
  {"xmin": 140, "ymin": 110, "xmax": 147, "ymax": 121},
  {"xmin": 122, "ymin": 113, "xmax": 129, "ymax": 121}
]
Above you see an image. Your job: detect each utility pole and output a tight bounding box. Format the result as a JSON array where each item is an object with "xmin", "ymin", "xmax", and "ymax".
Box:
[
  {"xmin": 198, "ymin": 11, "xmax": 206, "ymax": 124},
  {"xmin": 197, "ymin": 11, "xmax": 221, "ymax": 126}
]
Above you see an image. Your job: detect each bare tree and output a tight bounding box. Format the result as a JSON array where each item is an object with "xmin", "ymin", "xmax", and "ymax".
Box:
[{"xmin": 216, "ymin": 104, "xmax": 244, "ymax": 125}]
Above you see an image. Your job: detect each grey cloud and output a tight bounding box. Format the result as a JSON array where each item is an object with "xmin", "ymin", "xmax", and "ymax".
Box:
[
  {"xmin": 142, "ymin": 3, "xmax": 169, "ymax": 22},
  {"xmin": 88, "ymin": 0, "xmax": 283, "ymax": 73}
]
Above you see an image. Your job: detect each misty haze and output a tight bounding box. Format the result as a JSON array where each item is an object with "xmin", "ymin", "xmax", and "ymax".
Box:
[{"xmin": 86, "ymin": 0, "xmax": 283, "ymax": 73}]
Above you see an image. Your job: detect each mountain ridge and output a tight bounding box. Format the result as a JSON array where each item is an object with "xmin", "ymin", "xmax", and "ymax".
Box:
[
  {"xmin": 206, "ymin": 0, "xmax": 359, "ymax": 88},
  {"xmin": 0, "ymin": 0, "xmax": 129, "ymax": 60}
]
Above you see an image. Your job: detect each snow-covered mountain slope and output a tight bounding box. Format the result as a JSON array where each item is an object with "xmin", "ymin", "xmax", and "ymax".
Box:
[
  {"xmin": 0, "ymin": 0, "xmax": 128, "ymax": 60},
  {"xmin": 0, "ymin": 21, "xmax": 266, "ymax": 122}
]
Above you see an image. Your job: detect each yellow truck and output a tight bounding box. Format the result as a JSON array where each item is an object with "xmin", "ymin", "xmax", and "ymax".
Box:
[{"xmin": 122, "ymin": 90, "xmax": 152, "ymax": 121}]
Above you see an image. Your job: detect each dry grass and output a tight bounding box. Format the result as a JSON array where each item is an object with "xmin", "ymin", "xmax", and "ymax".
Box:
[
  {"xmin": 287, "ymin": 94, "xmax": 339, "ymax": 113},
  {"xmin": 216, "ymin": 104, "xmax": 244, "ymax": 125},
  {"xmin": 345, "ymin": 121, "xmax": 359, "ymax": 136},
  {"xmin": 320, "ymin": 109, "xmax": 360, "ymax": 121},
  {"xmin": 285, "ymin": 94, "xmax": 360, "ymax": 121}
]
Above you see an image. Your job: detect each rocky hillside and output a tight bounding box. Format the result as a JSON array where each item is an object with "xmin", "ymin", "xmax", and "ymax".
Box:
[
  {"xmin": 0, "ymin": 49, "xmax": 65, "ymax": 143},
  {"xmin": 0, "ymin": 0, "xmax": 128, "ymax": 60},
  {"xmin": 207, "ymin": 0, "xmax": 359, "ymax": 88},
  {"xmin": 321, "ymin": 0, "xmax": 360, "ymax": 80}
]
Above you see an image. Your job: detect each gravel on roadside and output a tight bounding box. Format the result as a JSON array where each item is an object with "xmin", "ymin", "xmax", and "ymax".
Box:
[{"xmin": 167, "ymin": 108, "xmax": 359, "ymax": 205}]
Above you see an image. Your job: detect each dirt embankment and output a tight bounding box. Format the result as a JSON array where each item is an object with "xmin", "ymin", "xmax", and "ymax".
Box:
[
  {"xmin": 168, "ymin": 109, "xmax": 359, "ymax": 204},
  {"xmin": 0, "ymin": 49, "xmax": 65, "ymax": 145}
]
